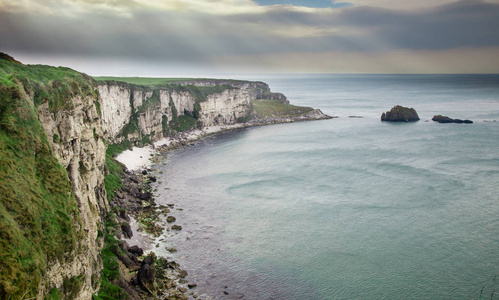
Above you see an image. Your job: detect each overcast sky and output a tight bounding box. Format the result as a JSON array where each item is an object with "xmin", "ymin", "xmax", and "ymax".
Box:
[{"xmin": 1, "ymin": 0, "xmax": 499, "ymax": 75}]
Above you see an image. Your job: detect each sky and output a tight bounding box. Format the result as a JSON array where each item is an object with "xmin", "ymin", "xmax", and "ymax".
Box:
[{"xmin": 1, "ymin": 0, "xmax": 499, "ymax": 75}]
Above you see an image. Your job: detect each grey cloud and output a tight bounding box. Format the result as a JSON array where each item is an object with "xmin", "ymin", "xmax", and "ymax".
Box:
[{"xmin": 1, "ymin": 0, "xmax": 498, "ymax": 64}]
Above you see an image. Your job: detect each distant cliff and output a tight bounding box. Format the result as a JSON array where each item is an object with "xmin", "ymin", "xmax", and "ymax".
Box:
[
  {"xmin": 96, "ymin": 78, "xmax": 328, "ymax": 146},
  {"xmin": 0, "ymin": 54, "xmax": 330, "ymax": 299}
]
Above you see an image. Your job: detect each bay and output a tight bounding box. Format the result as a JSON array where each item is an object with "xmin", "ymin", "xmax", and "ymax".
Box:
[{"xmin": 152, "ymin": 74, "xmax": 499, "ymax": 299}]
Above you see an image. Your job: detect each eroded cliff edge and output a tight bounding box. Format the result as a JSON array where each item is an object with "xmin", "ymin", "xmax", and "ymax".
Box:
[{"xmin": 0, "ymin": 54, "xmax": 331, "ymax": 299}]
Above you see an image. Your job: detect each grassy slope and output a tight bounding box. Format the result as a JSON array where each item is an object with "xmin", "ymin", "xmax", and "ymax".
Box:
[
  {"xmin": 0, "ymin": 56, "xmax": 90, "ymax": 299},
  {"xmin": 251, "ymin": 99, "xmax": 314, "ymax": 118}
]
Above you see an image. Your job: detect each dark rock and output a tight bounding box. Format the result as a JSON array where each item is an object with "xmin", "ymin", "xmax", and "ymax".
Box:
[
  {"xmin": 171, "ymin": 225, "xmax": 182, "ymax": 231},
  {"xmin": 166, "ymin": 216, "xmax": 176, "ymax": 223},
  {"xmin": 188, "ymin": 283, "xmax": 197, "ymax": 289},
  {"xmin": 381, "ymin": 105, "xmax": 420, "ymax": 122},
  {"xmin": 127, "ymin": 252, "xmax": 140, "ymax": 265},
  {"xmin": 432, "ymin": 115, "xmax": 473, "ymax": 124},
  {"xmin": 118, "ymin": 240, "xmax": 129, "ymax": 253},
  {"xmin": 118, "ymin": 252, "xmax": 138, "ymax": 269},
  {"xmin": 139, "ymin": 192, "xmax": 152, "ymax": 200},
  {"xmin": 118, "ymin": 208, "xmax": 128, "ymax": 220},
  {"xmin": 432, "ymin": 115, "xmax": 454, "ymax": 123},
  {"xmin": 142, "ymin": 170, "xmax": 148, "ymax": 175},
  {"xmin": 143, "ymin": 255, "xmax": 154, "ymax": 266},
  {"xmin": 128, "ymin": 245, "xmax": 144, "ymax": 256},
  {"xmin": 137, "ymin": 262, "xmax": 156, "ymax": 293},
  {"xmin": 129, "ymin": 176, "xmax": 139, "ymax": 183},
  {"xmin": 148, "ymin": 176, "xmax": 157, "ymax": 182},
  {"xmin": 121, "ymin": 223, "xmax": 133, "ymax": 239}
]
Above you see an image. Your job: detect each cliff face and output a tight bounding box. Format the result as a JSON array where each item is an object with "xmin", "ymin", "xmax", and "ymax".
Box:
[
  {"xmin": 0, "ymin": 56, "xmax": 108, "ymax": 299},
  {"xmin": 37, "ymin": 92, "xmax": 108, "ymax": 298},
  {"xmin": 98, "ymin": 79, "xmax": 289, "ymax": 144}
]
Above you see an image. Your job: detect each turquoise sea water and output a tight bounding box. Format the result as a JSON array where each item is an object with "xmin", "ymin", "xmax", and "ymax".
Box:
[{"xmin": 153, "ymin": 75, "xmax": 499, "ymax": 299}]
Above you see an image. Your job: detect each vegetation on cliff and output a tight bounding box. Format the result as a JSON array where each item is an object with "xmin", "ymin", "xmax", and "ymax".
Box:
[
  {"xmin": 250, "ymin": 99, "xmax": 314, "ymax": 118},
  {"xmin": 0, "ymin": 55, "xmax": 85, "ymax": 298}
]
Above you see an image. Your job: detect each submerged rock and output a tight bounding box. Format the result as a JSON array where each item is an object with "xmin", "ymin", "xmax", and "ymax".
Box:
[
  {"xmin": 381, "ymin": 105, "xmax": 420, "ymax": 122},
  {"xmin": 432, "ymin": 115, "xmax": 473, "ymax": 124},
  {"xmin": 171, "ymin": 225, "xmax": 182, "ymax": 231}
]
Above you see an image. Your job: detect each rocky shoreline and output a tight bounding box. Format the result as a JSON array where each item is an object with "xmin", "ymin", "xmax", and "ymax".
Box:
[
  {"xmin": 109, "ymin": 115, "xmax": 332, "ymax": 299},
  {"xmin": 107, "ymin": 168, "xmax": 200, "ymax": 299}
]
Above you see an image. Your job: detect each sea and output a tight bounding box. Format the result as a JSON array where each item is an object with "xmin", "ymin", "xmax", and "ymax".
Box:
[{"xmin": 151, "ymin": 74, "xmax": 499, "ymax": 299}]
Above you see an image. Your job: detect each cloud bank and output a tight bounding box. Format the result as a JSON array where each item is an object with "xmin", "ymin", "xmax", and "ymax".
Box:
[{"xmin": 1, "ymin": 0, "xmax": 498, "ymax": 74}]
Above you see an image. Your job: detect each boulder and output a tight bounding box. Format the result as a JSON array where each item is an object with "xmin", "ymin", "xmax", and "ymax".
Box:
[
  {"xmin": 137, "ymin": 262, "xmax": 156, "ymax": 293},
  {"xmin": 381, "ymin": 105, "xmax": 420, "ymax": 122},
  {"xmin": 121, "ymin": 223, "xmax": 133, "ymax": 239},
  {"xmin": 432, "ymin": 115, "xmax": 473, "ymax": 124},
  {"xmin": 139, "ymin": 192, "xmax": 152, "ymax": 200},
  {"xmin": 171, "ymin": 225, "xmax": 182, "ymax": 231},
  {"xmin": 128, "ymin": 245, "xmax": 144, "ymax": 256}
]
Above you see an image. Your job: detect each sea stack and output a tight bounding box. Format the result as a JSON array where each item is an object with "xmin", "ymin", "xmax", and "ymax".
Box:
[{"xmin": 381, "ymin": 105, "xmax": 420, "ymax": 122}]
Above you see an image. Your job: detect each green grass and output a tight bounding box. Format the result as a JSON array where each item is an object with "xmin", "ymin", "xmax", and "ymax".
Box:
[
  {"xmin": 93, "ymin": 213, "xmax": 129, "ymax": 300},
  {"xmin": 0, "ymin": 58, "xmax": 84, "ymax": 298},
  {"xmin": 95, "ymin": 153, "xmax": 129, "ymax": 300},
  {"xmin": 93, "ymin": 76, "xmax": 243, "ymax": 87},
  {"xmin": 1, "ymin": 58, "xmax": 97, "ymax": 114},
  {"xmin": 93, "ymin": 76, "xmax": 199, "ymax": 86},
  {"xmin": 251, "ymin": 99, "xmax": 314, "ymax": 118}
]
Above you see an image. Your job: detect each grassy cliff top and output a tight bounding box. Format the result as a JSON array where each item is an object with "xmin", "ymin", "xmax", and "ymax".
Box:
[
  {"xmin": 93, "ymin": 76, "xmax": 254, "ymax": 88},
  {"xmin": 0, "ymin": 54, "xmax": 97, "ymax": 113}
]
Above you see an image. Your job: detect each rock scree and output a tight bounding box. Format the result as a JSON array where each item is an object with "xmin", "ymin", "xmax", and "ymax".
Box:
[{"xmin": 381, "ymin": 105, "xmax": 420, "ymax": 122}]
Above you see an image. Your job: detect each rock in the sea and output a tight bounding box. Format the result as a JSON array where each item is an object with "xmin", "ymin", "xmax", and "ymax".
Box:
[
  {"xmin": 432, "ymin": 115, "xmax": 473, "ymax": 124},
  {"xmin": 166, "ymin": 216, "xmax": 176, "ymax": 223},
  {"xmin": 381, "ymin": 105, "xmax": 420, "ymax": 122},
  {"xmin": 171, "ymin": 225, "xmax": 182, "ymax": 231}
]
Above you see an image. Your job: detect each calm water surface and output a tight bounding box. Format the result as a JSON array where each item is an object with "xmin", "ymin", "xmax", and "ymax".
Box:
[{"xmin": 152, "ymin": 75, "xmax": 499, "ymax": 299}]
